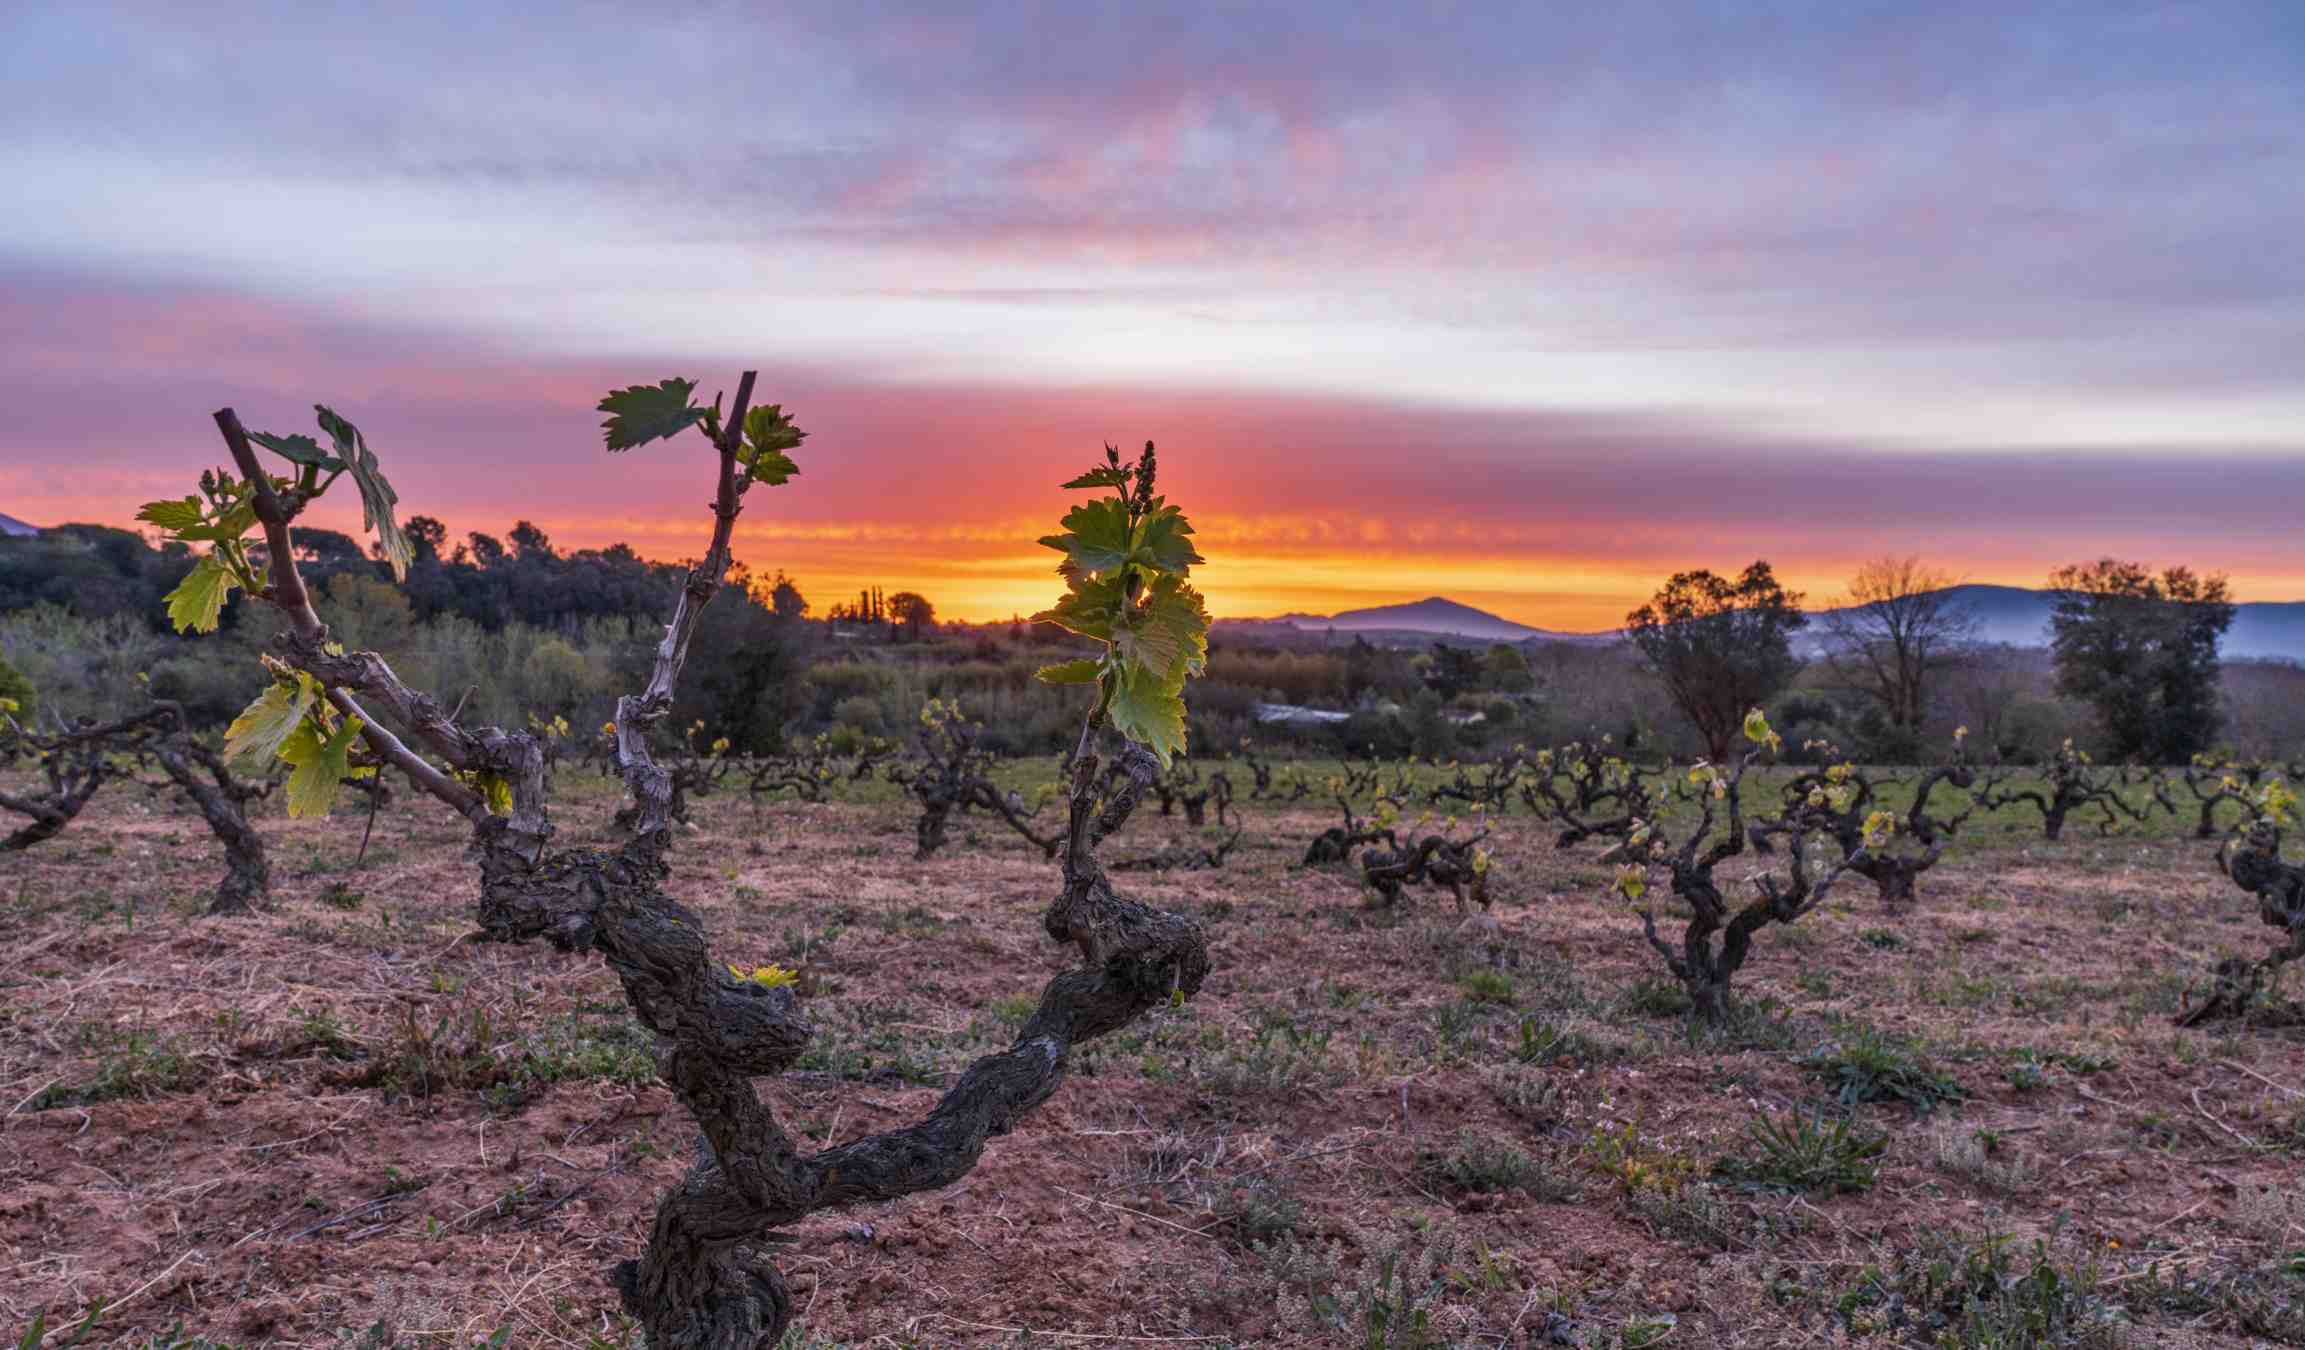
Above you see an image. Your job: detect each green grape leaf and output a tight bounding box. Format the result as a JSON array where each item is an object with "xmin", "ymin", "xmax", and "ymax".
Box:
[
  {"xmin": 742, "ymin": 447, "xmax": 801, "ymax": 487},
  {"xmin": 1106, "ymin": 663, "xmax": 1188, "ymax": 767},
  {"xmin": 1034, "ymin": 658, "xmax": 1103, "ymax": 685},
  {"xmin": 316, "ymin": 406, "xmax": 414, "ymax": 582},
  {"xmin": 224, "ymin": 674, "xmax": 317, "ymax": 767},
  {"xmin": 137, "ymin": 497, "xmax": 206, "ymax": 534},
  {"xmin": 743, "ymin": 403, "xmax": 806, "ymax": 456},
  {"xmin": 248, "ymin": 430, "xmax": 339, "ymax": 469},
  {"xmin": 171, "ymin": 494, "xmax": 259, "ymax": 543},
  {"xmin": 279, "ymin": 713, "xmax": 364, "ymax": 818},
  {"xmin": 598, "ymin": 378, "xmax": 706, "ymax": 451},
  {"xmin": 163, "ymin": 555, "xmax": 237, "ymax": 634},
  {"xmin": 1030, "ymin": 571, "xmax": 1125, "ymax": 642},
  {"xmin": 1114, "ymin": 574, "xmax": 1210, "ymax": 688},
  {"xmin": 1061, "ymin": 466, "xmax": 1132, "ymax": 490},
  {"xmin": 1131, "ymin": 504, "xmax": 1203, "ymax": 574},
  {"xmin": 1037, "ymin": 498, "xmax": 1132, "ymax": 576}
]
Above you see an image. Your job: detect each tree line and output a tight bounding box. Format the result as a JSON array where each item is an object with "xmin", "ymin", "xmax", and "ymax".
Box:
[{"xmin": 1626, "ymin": 555, "xmax": 2242, "ymax": 765}]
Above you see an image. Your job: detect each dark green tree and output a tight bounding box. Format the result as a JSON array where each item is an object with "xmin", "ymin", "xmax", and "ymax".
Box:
[
  {"xmin": 1625, "ymin": 561, "xmax": 1807, "ymax": 761},
  {"xmin": 2048, "ymin": 559, "xmax": 2235, "ymax": 762}
]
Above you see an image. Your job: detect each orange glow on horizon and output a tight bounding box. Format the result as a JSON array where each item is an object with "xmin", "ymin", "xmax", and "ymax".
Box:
[{"xmin": 16, "ymin": 483, "xmax": 2305, "ymax": 635}]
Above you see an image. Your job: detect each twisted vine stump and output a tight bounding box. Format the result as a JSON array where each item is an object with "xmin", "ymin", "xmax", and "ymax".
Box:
[
  {"xmin": 144, "ymin": 706, "xmax": 275, "ymax": 914},
  {"xmin": 127, "ymin": 381, "xmax": 1218, "ymax": 1346},
  {"xmin": 1303, "ymin": 795, "xmax": 1391, "ymax": 865},
  {"xmin": 893, "ymin": 704, "xmax": 1061, "ymax": 860},
  {"xmin": 1362, "ymin": 828, "xmax": 1492, "ymax": 910},
  {"xmin": 1609, "ymin": 725, "xmax": 1863, "ymax": 1024},
  {"xmin": 1751, "ymin": 749, "xmax": 1975, "ymax": 911},
  {"xmin": 2179, "ymin": 820, "xmax": 2304, "ymax": 1027}
]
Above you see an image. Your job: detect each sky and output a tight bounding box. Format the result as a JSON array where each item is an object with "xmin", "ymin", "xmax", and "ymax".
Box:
[{"xmin": 3, "ymin": 0, "xmax": 2301, "ymax": 629}]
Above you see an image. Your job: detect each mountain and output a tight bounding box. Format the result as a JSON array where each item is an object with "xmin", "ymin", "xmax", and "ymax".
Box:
[
  {"xmin": 1227, "ymin": 586, "xmax": 2305, "ymax": 663},
  {"xmin": 1244, "ymin": 596, "xmax": 1580, "ymax": 643},
  {"xmin": 0, "ymin": 512, "xmax": 38, "ymax": 538},
  {"xmin": 1832, "ymin": 583, "xmax": 2305, "ymax": 662}
]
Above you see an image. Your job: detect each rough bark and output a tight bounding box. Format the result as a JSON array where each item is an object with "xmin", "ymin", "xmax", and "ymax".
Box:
[
  {"xmin": 1362, "ymin": 829, "xmax": 1491, "ymax": 910},
  {"xmin": 0, "ymin": 707, "xmax": 175, "ymax": 851},
  {"xmin": 147, "ymin": 726, "xmax": 272, "ymax": 915},
  {"xmin": 1303, "ymin": 796, "xmax": 1391, "ymax": 865},
  {"xmin": 205, "ymin": 382, "xmax": 1208, "ymax": 1346},
  {"xmin": 2178, "ymin": 821, "xmax": 2305, "ymax": 1027},
  {"xmin": 1622, "ymin": 753, "xmax": 1860, "ymax": 1023}
]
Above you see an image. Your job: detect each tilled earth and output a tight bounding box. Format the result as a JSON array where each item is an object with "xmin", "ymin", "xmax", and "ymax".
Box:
[{"xmin": 3, "ymin": 772, "xmax": 2303, "ymax": 1347}]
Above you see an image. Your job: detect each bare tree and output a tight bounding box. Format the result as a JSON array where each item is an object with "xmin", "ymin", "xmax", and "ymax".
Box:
[{"xmin": 1820, "ymin": 557, "xmax": 1976, "ymax": 747}]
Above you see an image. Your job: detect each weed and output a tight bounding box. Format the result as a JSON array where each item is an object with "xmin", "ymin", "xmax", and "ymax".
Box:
[
  {"xmin": 316, "ymin": 881, "xmax": 364, "ymax": 910},
  {"xmin": 1416, "ymin": 1131, "xmax": 1580, "ymax": 1200},
  {"xmin": 1930, "ymin": 1126, "xmax": 2038, "ymax": 1194},
  {"xmin": 1717, "ymin": 1109, "xmax": 1886, "ymax": 1194},
  {"xmin": 1808, "ymin": 1023, "xmax": 1965, "ymax": 1114},
  {"xmin": 1458, "ymin": 969, "xmax": 1515, "ymax": 1004},
  {"xmin": 33, "ymin": 1025, "xmax": 204, "ymax": 1109},
  {"xmin": 1831, "ymin": 1227, "xmax": 2124, "ymax": 1346}
]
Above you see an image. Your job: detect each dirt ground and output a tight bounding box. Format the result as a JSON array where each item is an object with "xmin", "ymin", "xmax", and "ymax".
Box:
[{"xmin": 3, "ymin": 766, "xmax": 2303, "ymax": 1348}]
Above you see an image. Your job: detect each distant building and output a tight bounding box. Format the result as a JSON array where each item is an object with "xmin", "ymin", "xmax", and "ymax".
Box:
[
  {"xmin": 1253, "ymin": 702, "xmax": 1351, "ymax": 726},
  {"xmin": 0, "ymin": 512, "xmax": 38, "ymax": 538}
]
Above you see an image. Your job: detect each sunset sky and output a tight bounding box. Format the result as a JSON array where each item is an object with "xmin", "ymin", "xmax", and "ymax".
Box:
[{"xmin": 4, "ymin": 1, "xmax": 2301, "ymax": 629}]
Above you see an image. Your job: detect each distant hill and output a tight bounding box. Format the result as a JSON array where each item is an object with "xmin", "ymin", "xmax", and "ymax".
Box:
[
  {"xmin": 1836, "ymin": 583, "xmax": 2305, "ymax": 663},
  {"xmin": 1222, "ymin": 585, "xmax": 2305, "ymax": 663},
  {"xmin": 0, "ymin": 512, "xmax": 38, "ymax": 538},
  {"xmin": 1222, "ymin": 596, "xmax": 1622, "ymax": 647},
  {"xmin": 1252, "ymin": 596, "xmax": 1568, "ymax": 643}
]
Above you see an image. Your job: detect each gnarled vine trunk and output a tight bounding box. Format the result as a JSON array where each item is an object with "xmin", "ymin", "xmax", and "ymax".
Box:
[{"xmin": 202, "ymin": 382, "xmax": 1210, "ymax": 1347}]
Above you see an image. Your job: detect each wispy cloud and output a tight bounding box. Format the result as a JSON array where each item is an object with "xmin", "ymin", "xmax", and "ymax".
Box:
[{"xmin": 3, "ymin": 2, "xmax": 2301, "ymax": 619}]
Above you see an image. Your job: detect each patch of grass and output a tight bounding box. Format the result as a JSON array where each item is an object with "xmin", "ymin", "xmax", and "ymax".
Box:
[
  {"xmin": 1458, "ymin": 968, "xmax": 1515, "ymax": 1004},
  {"xmin": 1511, "ymin": 1016, "xmax": 1614, "ymax": 1067},
  {"xmin": 1807, "ymin": 1022, "xmax": 1965, "ymax": 1114},
  {"xmin": 1931, "ymin": 1126, "xmax": 2038, "ymax": 1195},
  {"xmin": 1584, "ymin": 1118, "xmax": 1698, "ymax": 1196},
  {"xmin": 1830, "ymin": 1227, "xmax": 2124, "ymax": 1346},
  {"xmin": 1616, "ymin": 976, "xmax": 1693, "ymax": 1019},
  {"xmin": 1416, "ymin": 1131, "xmax": 1580, "ymax": 1200},
  {"xmin": 1716, "ymin": 1108, "xmax": 1886, "ymax": 1194},
  {"xmin": 1199, "ymin": 1010, "xmax": 1342, "ymax": 1097},
  {"xmin": 33, "ymin": 1025, "xmax": 205, "ymax": 1109},
  {"xmin": 315, "ymin": 881, "xmax": 364, "ymax": 911}
]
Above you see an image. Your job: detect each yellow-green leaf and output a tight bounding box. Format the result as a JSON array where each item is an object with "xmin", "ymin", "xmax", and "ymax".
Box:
[
  {"xmin": 224, "ymin": 675, "xmax": 316, "ymax": 767},
  {"xmin": 1031, "ymin": 572, "xmax": 1125, "ymax": 642},
  {"xmin": 1114, "ymin": 574, "xmax": 1209, "ymax": 688},
  {"xmin": 164, "ymin": 556, "xmax": 236, "ymax": 634},
  {"xmin": 137, "ymin": 497, "xmax": 206, "ymax": 534},
  {"xmin": 279, "ymin": 713, "xmax": 364, "ymax": 817},
  {"xmin": 1037, "ymin": 498, "xmax": 1131, "ymax": 576},
  {"xmin": 1106, "ymin": 664, "xmax": 1188, "ymax": 767},
  {"xmin": 1034, "ymin": 658, "xmax": 1103, "ymax": 685}
]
